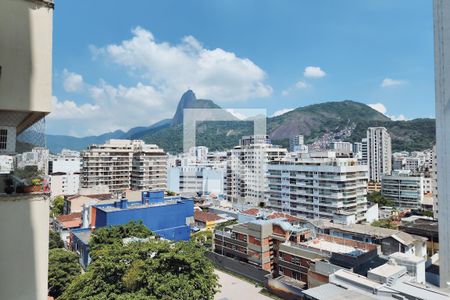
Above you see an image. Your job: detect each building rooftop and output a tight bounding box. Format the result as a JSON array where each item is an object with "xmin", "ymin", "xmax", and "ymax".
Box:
[
  {"xmin": 389, "ymin": 252, "xmax": 426, "ymax": 264},
  {"xmin": 96, "ymin": 197, "xmax": 189, "ymax": 213},
  {"xmin": 194, "ymin": 211, "xmax": 223, "ymax": 223},
  {"xmin": 303, "ymin": 238, "xmax": 367, "ymax": 256},
  {"xmin": 368, "ymin": 262, "xmax": 406, "ymax": 279},
  {"xmin": 303, "ymin": 283, "xmax": 379, "ymax": 300},
  {"xmin": 72, "ymin": 229, "xmax": 92, "ymax": 246},
  {"xmin": 312, "ymin": 219, "xmax": 426, "ymax": 244}
]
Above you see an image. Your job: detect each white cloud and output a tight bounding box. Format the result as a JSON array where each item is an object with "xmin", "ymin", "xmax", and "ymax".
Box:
[
  {"xmin": 282, "ymin": 80, "xmax": 310, "ymax": 96},
  {"xmin": 368, "ymin": 103, "xmax": 387, "ymax": 114},
  {"xmin": 272, "ymin": 108, "xmax": 294, "ymax": 117},
  {"xmin": 368, "ymin": 102, "xmax": 409, "ymax": 121},
  {"xmin": 48, "ymin": 96, "xmax": 100, "ymax": 120},
  {"xmin": 295, "ymin": 80, "xmax": 309, "ymax": 89},
  {"xmin": 49, "ymin": 27, "xmax": 274, "ymax": 136},
  {"xmin": 48, "ymin": 79, "xmax": 172, "ymax": 136},
  {"xmin": 381, "ymin": 78, "xmax": 406, "ymax": 88},
  {"xmin": 304, "ymin": 66, "xmax": 326, "ymax": 78},
  {"xmin": 92, "ymin": 27, "xmax": 272, "ymax": 102},
  {"xmin": 62, "ymin": 69, "xmax": 84, "ymax": 92},
  {"xmin": 389, "ymin": 114, "xmax": 408, "ymax": 121}
]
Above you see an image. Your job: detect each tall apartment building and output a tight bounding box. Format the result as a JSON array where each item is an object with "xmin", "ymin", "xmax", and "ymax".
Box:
[
  {"xmin": 82, "ymin": 139, "xmax": 167, "ymax": 193},
  {"xmin": 131, "ymin": 144, "xmax": 167, "ymax": 191},
  {"xmin": 361, "ymin": 138, "xmax": 368, "ymax": 163},
  {"xmin": 381, "ymin": 172, "xmax": 424, "ymax": 209},
  {"xmin": 434, "ymin": 0, "xmax": 450, "ymax": 287},
  {"xmin": 226, "ymin": 135, "xmax": 287, "ymax": 206},
  {"xmin": 290, "ymin": 135, "xmax": 308, "ymax": 153},
  {"xmin": 267, "ymin": 151, "xmax": 368, "ymax": 222},
  {"xmin": 366, "ymin": 127, "xmax": 392, "ymax": 182}
]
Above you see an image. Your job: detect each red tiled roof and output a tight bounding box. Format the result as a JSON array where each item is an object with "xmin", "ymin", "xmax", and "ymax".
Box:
[
  {"xmin": 56, "ymin": 213, "xmax": 82, "ymax": 229},
  {"xmin": 56, "ymin": 212, "xmax": 82, "ymax": 222},
  {"xmin": 241, "ymin": 208, "xmax": 261, "ymax": 216},
  {"xmin": 60, "ymin": 219, "xmax": 82, "ymax": 229},
  {"xmin": 268, "ymin": 212, "xmax": 301, "ymax": 222},
  {"xmin": 194, "ymin": 211, "xmax": 223, "ymax": 223}
]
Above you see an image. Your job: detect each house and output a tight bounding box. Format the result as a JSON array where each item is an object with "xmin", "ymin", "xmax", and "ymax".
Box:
[
  {"xmin": 63, "ymin": 193, "xmax": 112, "ymax": 214},
  {"xmin": 194, "ymin": 211, "xmax": 226, "ymax": 230},
  {"xmin": 53, "ymin": 213, "xmax": 82, "ymax": 245}
]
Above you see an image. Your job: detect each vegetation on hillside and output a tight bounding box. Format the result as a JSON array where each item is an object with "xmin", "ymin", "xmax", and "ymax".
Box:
[{"xmin": 46, "ymin": 98, "xmax": 436, "ymax": 154}]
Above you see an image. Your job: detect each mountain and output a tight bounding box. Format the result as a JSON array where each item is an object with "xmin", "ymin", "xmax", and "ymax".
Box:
[
  {"xmin": 46, "ymin": 118, "xmax": 171, "ymax": 153},
  {"xmin": 171, "ymin": 90, "xmax": 223, "ymax": 125},
  {"xmin": 46, "ymin": 91, "xmax": 436, "ymax": 154},
  {"xmin": 137, "ymin": 99, "xmax": 435, "ymax": 153}
]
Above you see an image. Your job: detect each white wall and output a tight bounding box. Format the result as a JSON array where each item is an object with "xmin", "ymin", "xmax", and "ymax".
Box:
[{"xmin": 49, "ymin": 174, "xmax": 80, "ymax": 197}]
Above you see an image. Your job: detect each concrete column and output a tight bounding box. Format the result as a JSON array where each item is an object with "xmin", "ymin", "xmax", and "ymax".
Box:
[
  {"xmin": 0, "ymin": 194, "xmax": 50, "ymax": 300},
  {"xmin": 434, "ymin": 0, "xmax": 450, "ymax": 289}
]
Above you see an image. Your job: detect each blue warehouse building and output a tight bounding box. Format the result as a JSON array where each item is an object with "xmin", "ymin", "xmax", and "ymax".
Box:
[
  {"xmin": 69, "ymin": 191, "xmax": 194, "ymax": 268},
  {"xmin": 94, "ymin": 191, "xmax": 194, "ymax": 241}
]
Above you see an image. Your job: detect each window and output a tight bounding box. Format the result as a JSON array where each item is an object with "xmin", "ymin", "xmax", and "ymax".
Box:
[{"xmin": 0, "ymin": 129, "xmax": 7, "ymax": 150}]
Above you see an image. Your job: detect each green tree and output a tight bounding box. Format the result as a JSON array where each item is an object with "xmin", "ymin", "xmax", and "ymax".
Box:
[
  {"xmin": 89, "ymin": 221, "xmax": 154, "ymax": 253},
  {"xmin": 48, "ymin": 249, "xmax": 81, "ymax": 298},
  {"xmin": 371, "ymin": 219, "xmax": 397, "ymax": 229},
  {"xmin": 49, "ymin": 230, "xmax": 64, "ymax": 249},
  {"xmin": 51, "ymin": 195, "xmax": 65, "ymax": 217},
  {"xmin": 191, "ymin": 230, "xmax": 213, "ymax": 249},
  {"xmin": 367, "ymin": 191, "xmax": 394, "ymax": 207},
  {"xmin": 59, "ymin": 239, "xmax": 219, "ymax": 300},
  {"xmin": 166, "ymin": 190, "xmax": 177, "ymax": 196}
]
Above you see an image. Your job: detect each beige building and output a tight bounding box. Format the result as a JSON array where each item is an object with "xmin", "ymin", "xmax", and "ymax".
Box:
[
  {"xmin": 82, "ymin": 139, "xmax": 167, "ymax": 193},
  {"xmin": 0, "ymin": 1, "xmax": 54, "ymax": 300}
]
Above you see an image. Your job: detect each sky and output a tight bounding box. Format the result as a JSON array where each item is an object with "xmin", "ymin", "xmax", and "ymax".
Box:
[{"xmin": 49, "ymin": 0, "xmax": 435, "ymax": 137}]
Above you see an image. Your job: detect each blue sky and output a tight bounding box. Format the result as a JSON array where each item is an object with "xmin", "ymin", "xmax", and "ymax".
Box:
[{"xmin": 49, "ymin": 0, "xmax": 435, "ymax": 136}]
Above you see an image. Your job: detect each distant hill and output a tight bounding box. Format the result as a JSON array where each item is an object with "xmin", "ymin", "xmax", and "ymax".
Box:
[{"xmin": 46, "ymin": 91, "xmax": 436, "ymax": 154}]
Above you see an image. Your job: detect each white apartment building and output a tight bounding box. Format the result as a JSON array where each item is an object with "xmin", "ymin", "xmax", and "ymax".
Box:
[
  {"xmin": 381, "ymin": 172, "xmax": 424, "ymax": 209},
  {"xmin": 188, "ymin": 146, "xmax": 208, "ymax": 163},
  {"xmin": 422, "ymin": 176, "xmax": 433, "ymax": 195},
  {"xmin": 82, "ymin": 139, "xmax": 167, "ymax": 193},
  {"xmin": 332, "ymin": 141, "xmax": 353, "ymax": 153},
  {"xmin": 16, "ymin": 147, "xmax": 50, "ymax": 174},
  {"xmin": 48, "ymin": 154, "xmax": 81, "ymax": 174},
  {"xmin": 353, "ymin": 142, "xmax": 363, "ymax": 160},
  {"xmin": 267, "ymin": 151, "xmax": 368, "ymax": 222},
  {"xmin": 0, "ymin": 155, "xmax": 13, "ymax": 174},
  {"xmin": 47, "ymin": 150, "xmax": 81, "ymax": 198},
  {"xmin": 226, "ymin": 135, "xmax": 287, "ymax": 206},
  {"xmin": 167, "ymin": 165, "xmax": 225, "ymax": 195},
  {"xmin": 290, "ymin": 135, "xmax": 308, "ymax": 153},
  {"xmin": 366, "ymin": 127, "xmax": 392, "ymax": 182},
  {"xmin": 48, "ymin": 174, "xmax": 79, "ymax": 198}
]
